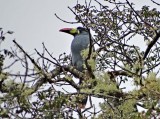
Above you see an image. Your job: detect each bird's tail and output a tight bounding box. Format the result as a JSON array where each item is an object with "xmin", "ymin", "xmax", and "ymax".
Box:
[{"xmin": 77, "ymin": 95, "xmax": 88, "ymax": 109}]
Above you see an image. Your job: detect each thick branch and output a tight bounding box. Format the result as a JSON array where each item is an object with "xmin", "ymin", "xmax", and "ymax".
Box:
[
  {"xmin": 31, "ymin": 65, "xmax": 85, "ymax": 93},
  {"xmin": 108, "ymin": 70, "xmax": 132, "ymax": 78},
  {"xmin": 85, "ymin": 28, "xmax": 95, "ymax": 79},
  {"xmin": 143, "ymin": 31, "xmax": 160, "ymax": 59},
  {"xmin": 150, "ymin": 0, "xmax": 160, "ymax": 5}
]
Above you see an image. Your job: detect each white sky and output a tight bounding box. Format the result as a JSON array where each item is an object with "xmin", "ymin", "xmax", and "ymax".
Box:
[
  {"xmin": 0, "ymin": 0, "xmax": 79, "ymax": 57},
  {"xmin": 0, "ymin": 0, "xmax": 159, "ymax": 57},
  {"xmin": 0, "ymin": 0, "xmax": 159, "ymax": 118}
]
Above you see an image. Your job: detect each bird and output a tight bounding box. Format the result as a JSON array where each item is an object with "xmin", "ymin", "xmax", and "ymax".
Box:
[
  {"xmin": 59, "ymin": 27, "xmax": 92, "ymax": 109},
  {"xmin": 59, "ymin": 27, "xmax": 90, "ymax": 72}
]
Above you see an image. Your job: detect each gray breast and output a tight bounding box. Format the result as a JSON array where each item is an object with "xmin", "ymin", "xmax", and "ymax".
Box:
[{"xmin": 71, "ymin": 33, "xmax": 90, "ymax": 71}]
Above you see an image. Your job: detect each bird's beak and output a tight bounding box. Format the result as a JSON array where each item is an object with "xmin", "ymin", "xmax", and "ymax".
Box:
[{"xmin": 59, "ymin": 28, "xmax": 79, "ymax": 35}]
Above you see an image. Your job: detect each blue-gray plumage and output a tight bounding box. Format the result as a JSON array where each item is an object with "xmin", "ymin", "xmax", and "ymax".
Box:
[
  {"xmin": 71, "ymin": 27, "xmax": 90, "ymax": 72},
  {"xmin": 59, "ymin": 27, "xmax": 90, "ymax": 109},
  {"xmin": 60, "ymin": 27, "xmax": 90, "ymax": 72}
]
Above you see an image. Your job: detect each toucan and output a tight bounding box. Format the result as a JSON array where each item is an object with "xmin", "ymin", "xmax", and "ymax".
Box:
[
  {"xmin": 60, "ymin": 27, "xmax": 90, "ymax": 72},
  {"xmin": 59, "ymin": 27, "xmax": 91, "ymax": 108}
]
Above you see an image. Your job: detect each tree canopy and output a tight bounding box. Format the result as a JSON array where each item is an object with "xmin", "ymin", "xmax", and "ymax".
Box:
[{"xmin": 0, "ymin": 0, "xmax": 160, "ymax": 118}]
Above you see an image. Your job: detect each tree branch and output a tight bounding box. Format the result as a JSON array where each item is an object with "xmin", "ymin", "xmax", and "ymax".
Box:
[
  {"xmin": 143, "ymin": 31, "xmax": 160, "ymax": 59},
  {"xmin": 150, "ymin": 0, "xmax": 160, "ymax": 5},
  {"xmin": 55, "ymin": 13, "xmax": 78, "ymax": 24},
  {"xmin": 13, "ymin": 40, "xmax": 42, "ymax": 71}
]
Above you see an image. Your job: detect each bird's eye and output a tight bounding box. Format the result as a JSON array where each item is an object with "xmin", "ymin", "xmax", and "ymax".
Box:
[
  {"xmin": 77, "ymin": 30, "xmax": 80, "ymax": 34},
  {"xmin": 77, "ymin": 27, "xmax": 87, "ymax": 32}
]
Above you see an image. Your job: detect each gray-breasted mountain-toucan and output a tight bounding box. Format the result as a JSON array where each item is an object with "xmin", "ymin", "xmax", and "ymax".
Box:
[
  {"xmin": 60, "ymin": 27, "xmax": 92, "ymax": 108},
  {"xmin": 60, "ymin": 27, "xmax": 90, "ymax": 72}
]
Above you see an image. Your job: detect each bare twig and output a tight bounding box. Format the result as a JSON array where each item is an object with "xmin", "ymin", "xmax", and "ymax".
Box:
[
  {"xmin": 35, "ymin": 48, "xmax": 60, "ymax": 67},
  {"xmin": 55, "ymin": 13, "xmax": 78, "ymax": 24},
  {"xmin": 13, "ymin": 40, "xmax": 42, "ymax": 71}
]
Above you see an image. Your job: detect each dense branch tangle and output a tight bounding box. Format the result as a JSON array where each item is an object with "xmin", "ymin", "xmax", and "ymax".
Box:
[
  {"xmin": 74, "ymin": 0, "xmax": 160, "ymax": 75},
  {"xmin": 71, "ymin": 0, "xmax": 160, "ymax": 118}
]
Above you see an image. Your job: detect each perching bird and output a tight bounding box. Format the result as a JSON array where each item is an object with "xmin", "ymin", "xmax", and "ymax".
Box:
[{"xmin": 59, "ymin": 27, "xmax": 91, "ymax": 108}]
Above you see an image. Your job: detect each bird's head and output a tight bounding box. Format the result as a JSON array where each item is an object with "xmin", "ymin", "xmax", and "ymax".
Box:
[{"xmin": 59, "ymin": 27, "xmax": 87, "ymax": 36}]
